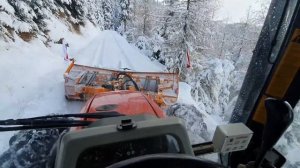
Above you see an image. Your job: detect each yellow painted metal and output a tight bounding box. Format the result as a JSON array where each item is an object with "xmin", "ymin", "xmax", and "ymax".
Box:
[{"xmin": 253, "ymin": 29, "xmax": 300, "ymax": 124}]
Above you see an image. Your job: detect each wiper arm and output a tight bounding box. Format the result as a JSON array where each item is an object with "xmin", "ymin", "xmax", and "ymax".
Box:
[
  {"xmin": 0, "ymin": 120, "xmax": 91, "ymax": 132},
  {"xmin": 27, "ymin": 111, "xmax": 124, "ymax": 120},
  {"xmin": 0, "ymin": 111, "xmax": 124, "ymax": 132}
]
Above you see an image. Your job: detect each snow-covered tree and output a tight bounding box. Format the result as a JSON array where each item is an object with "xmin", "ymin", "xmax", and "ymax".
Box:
[
  {"xmin": 85, "ymin": 0, "xmax": 104, "ymax": 29},
  {"xmin": 101, "ymin": 0, "xmax": 114, "ymax": 30},
  {"xmin": 157, "ymin": 0, "xmax": 187, "ymax": 73},
  {"xmin": 157, "ymin": 0, "xmax": 219, "ymax": 78},
  {"xmin": 0, "ymin": 0, "xmax": 91, "ymax": 41},
  {"xmin": 119, "ymin": 0, "xmax": 132, "ymax": 32}
]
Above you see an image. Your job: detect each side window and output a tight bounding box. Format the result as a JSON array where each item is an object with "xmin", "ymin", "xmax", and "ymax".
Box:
[
  {"xmin": 170, "ymin": 0, "xmax": 272, "ymax": 144},
  {"xmin": 276, "ymin": 100, "xmax": 300, "ymax": 167}
]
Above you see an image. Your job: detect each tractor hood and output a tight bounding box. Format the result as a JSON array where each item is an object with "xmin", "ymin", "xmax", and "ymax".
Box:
[{"xmin": 82, "ymin": 91, "xmax": 165, "ymax": 118}]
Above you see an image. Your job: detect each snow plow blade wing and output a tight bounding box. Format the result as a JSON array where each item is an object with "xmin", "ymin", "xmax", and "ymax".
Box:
[{"xmin": 64, "ymin": 61, "xmax": 179, "ymax": 109}]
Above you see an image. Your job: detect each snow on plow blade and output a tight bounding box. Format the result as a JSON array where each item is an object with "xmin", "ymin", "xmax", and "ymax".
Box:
[{"xmin": 64, "ymin": 61, "xmax": 179, "ymax": 109}]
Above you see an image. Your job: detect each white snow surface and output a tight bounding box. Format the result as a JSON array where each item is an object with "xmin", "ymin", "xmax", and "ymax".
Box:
[
  {"xmin": 0, "ymin": 0, "xmax": 15, "ymax": 14},
  {"xmin": 75, "ymin": 30, "xmax": 164, "ymax": 72}
]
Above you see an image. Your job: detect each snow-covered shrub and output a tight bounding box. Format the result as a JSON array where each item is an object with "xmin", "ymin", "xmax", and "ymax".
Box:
[
  {"xmin": 188, "ymin": 58, "xmax": 238, "ymax": 120},
  {"xmin": 135, "ymin": 36, "xmax": 152, "ymax": 58},
  {"xmin": 166, "ymin": 103, "xmax": 211, "ymax": 144},
  {"xmin": 134, "ymin": 34, "xmax": 165, "ymax": 64}
]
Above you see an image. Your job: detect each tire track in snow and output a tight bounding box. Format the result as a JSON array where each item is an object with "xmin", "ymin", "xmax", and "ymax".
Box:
[
  {"xmin": 75, "ymin": 37, "xmax": 99, "ymax": 65},
  {"xmin": 92, "ymin": 37, "xmax": 105, "ymax": 67},
  {"xmin": 74, "ymin": 30, "xmax": 164, "ymax": 72},
  {"xmin": 98, "ymin": 33, "xmax": 107, "ymax": 67},
  {"xmin": 111, "ymin": 32, "xmax": 135, "ymax": 69}
]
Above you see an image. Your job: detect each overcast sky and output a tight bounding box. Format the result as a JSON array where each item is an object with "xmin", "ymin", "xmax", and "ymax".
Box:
[{"xmin": 215, "ymin": 0, "xmax": 268, "ymax": 23}]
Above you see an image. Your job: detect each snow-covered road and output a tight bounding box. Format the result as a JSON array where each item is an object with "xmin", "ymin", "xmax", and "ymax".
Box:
[{"xmin": 75, "ymin": 30, "xmax": 164, "ymax": 72}]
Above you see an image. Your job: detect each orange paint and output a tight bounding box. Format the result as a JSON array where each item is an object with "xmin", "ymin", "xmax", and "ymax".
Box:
[{"xmin": 82, "ymin": 90, "xmax": 165, "ymax": 118}]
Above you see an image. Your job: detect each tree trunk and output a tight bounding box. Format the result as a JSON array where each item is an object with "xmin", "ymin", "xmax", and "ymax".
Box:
[
  {"xmin": 143, "ymin": 15, "xmax": 146, "ymax": 35},
  {"xmin": 219, "ymin": 32, "xmax": 226, "ymax": 58},
  {"xmin": 124, "ymin": 20, "xmax": 127, "ymax": 32},
  {"xmin": 183, "ymin": 0, "xmax": 190, "ymax": 35}
]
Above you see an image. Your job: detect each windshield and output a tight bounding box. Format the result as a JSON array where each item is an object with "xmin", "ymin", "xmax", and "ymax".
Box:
[{"xmin": 0, "ymin": 0, "xmax": 299, "ymax": 168}]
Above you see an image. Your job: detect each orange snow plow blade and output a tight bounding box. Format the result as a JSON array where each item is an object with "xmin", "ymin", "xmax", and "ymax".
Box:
[{"xmin": 64, "ymin": 61, "xmax": 179, "ymax": 109}]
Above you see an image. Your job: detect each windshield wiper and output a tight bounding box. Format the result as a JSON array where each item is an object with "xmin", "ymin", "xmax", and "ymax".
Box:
[
  {"xmin": 0, "ymin": 111, "xmax": 124, "ymax": 132},
  {"xmin": 27, "ymin": 111, "xmax": 124, "ymax": 120},
  {"xmin": 0, "ymin": 120, "xmax": 91, "ymax": 132}
]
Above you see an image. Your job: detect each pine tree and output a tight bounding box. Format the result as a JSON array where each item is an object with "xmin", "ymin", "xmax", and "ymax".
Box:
[
  {"xmin": 159, "ymin": 0, "xmax": 186, "ymax": 72},
  {"xmin": 119, "ymin": 0, "xmax": 131, "ymax": 32},
  {"xmin": 85, "ymin": 0, "xmax": 104, "ymax": 29},
  {"xmin": 102, "ymin": 0, "xmax": 114, "ymax": 30}
]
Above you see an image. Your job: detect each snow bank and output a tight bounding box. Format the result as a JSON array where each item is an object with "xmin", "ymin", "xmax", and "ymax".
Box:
[
  {"xmin": 169, "ymin": 82, "xmax": 218, "ymax": 144},
  {"xmin": 0, "ymin": 20, "xmax": 99, "ymax": 153}
]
